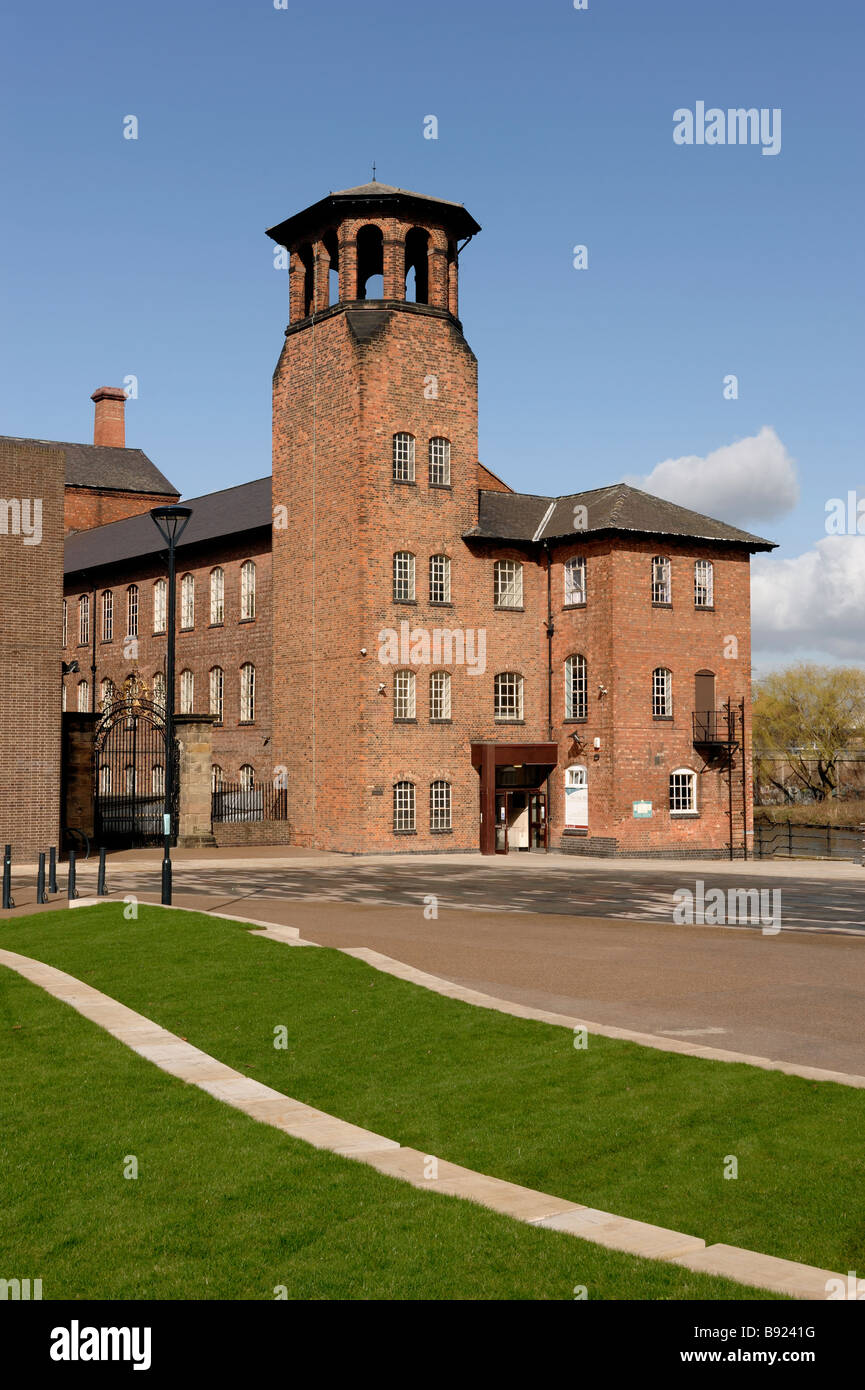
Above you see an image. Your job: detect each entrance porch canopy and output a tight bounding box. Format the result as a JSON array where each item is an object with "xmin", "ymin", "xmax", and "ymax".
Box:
[{"xmin": 471, "ymin": 742, "xmax": 558, "ymax": 855}]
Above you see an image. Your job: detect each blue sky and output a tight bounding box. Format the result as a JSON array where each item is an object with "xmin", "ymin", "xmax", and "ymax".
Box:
[{"xmin": 1, "ymin": 0, "xmax": 862, "ymax": 667}]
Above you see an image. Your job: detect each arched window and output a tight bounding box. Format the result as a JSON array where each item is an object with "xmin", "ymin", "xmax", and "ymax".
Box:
[
  {"xmin": 209, "ymin": 666, "xmax": 224, "ymax": 723},
  {"xmin": 564, "ymin": 556, "xmax": 586, "ymax": 606},
  {"xmin": 393, "ymin": 781, "xmax": 415, "ymax": 832},
  {"xmin": 494, "ymin": 559, "xmax": 523, "ymax": 608},
  {"xmin": 565, "ymin": 655, "xmax": 587, "ymax": 720},
  {"xmin": 356, "ymin": 224, "xmax": 384, "ymax": 299},
  {"xmin": 101, "ymin": 590, "xmax": 114, "ymax": 641},
  {"xmin": 670, "ymin": 768, "xmax": 698, "ymax": 815},
  {"xmin": 180, "ymin": 574, "xmax": 194, "ymax": 630},
  {"xmin": 323, "ymin": 228, "xmax": 340, "ymax": 306},
  {"xmin": 429, "ymin": 437, "xmax": 451, "ymax": 487},
  {"xmin": 100, "ymin": 678, "xmax": 115, "ymax": 712},
  {"xmin": 564, "ymin": 765, "xmax": 588, "ymax": 829},
  {"xmin": 394, "ymin": 670, "xmax": 416, "ymax": 721},
  {"xmin": 62, "ymin": 599, "xmax": 67, "ymax": 648},
  {"xmin": 98, "ymin": 765, "xmax": 110, "ymax": 794},
  {"xmin": 652, "ymin": 667, "xmax": 672, "ymax": 718},
  {"xmin": 152, "ymin": 764, "xmax": 165, "ymax": 796},
  {"xmin": 124, "ymin": 764, "xmax": 134, "ymax": 795},
  {"xmin": 429, "ymin": 554, "xmax": 451, "ymax": 604},
  {"xmin": 494, "ymin": 672, "xmax": 524, "ymax": 721},
  {"xmin": 695, "ymin": 560, "xmax": 714, "ymax": 608},
  {"xmin": 240, "ymin": 560, "xmax": 256, "ymax": 620},
  {"xmin": 211, "ymin": 764, "xmax": 224, "ymax": 792},
  {"xmin": 393, "ymin": 551, "xmax": 416, "ymax": 601},
  {"xmin": 126, "ymin": 585, "xmax": 139, "ymax": 638},
  {"xmin": 78, "ymin": 595, "xmax": 90, "ymax": 646},
  {"xmin": 239, "ymin": 764, "xmax": 255, "ymax": 790},
  {"xmin": 180, "ymin": 668, "xmax": 194, "ymax": 714},
  {"xmin": 392, "ymin": 433, "xmax": 416, "ymax": 483},
  {"xmin": 210, "ymin": 567, "xmax": 224, "ymax": 624},
  {"xmin": 240, "ymin": 663, "xmax": 255, "ymax": 723},
  {"xmin": 152, "ymin": 672, "xmax": 166, "ymax": 710},
  {"xmin": 77, "ymin": 679, "xmax": 90, "ymax": 712},
  {"xmin": 430, "ymin": 670, "xmax": 451, "ymax": 721},
  {"xmin": 153, "ymin": 578, "xmax": 167, "ymax": 634},
  {"xmin": 404, "ymin": 227, "xmax": 430, "ymax": 303},
  {"xmin": 652, "ymin": 556, "xmax": 671, "ymax": 605},
  {"xmin": 430, "ymin": 781, "xmax": 452, "ymax": 831}
]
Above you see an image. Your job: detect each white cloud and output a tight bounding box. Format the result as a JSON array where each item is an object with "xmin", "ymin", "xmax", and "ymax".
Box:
[
  {"xmin": 752, "ymin": 536, "xmax": 865, "ymax": 663},
  {"xmin": 626, "ymin": 426, "xmax": 799, "ymax": 526}
]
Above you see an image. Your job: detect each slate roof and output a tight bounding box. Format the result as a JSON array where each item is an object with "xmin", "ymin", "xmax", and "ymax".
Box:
[
  {"xmin": 65, "ymin": 477, "xmax": 271, "ymax": 577},
  {"xmin": 0, "ymin": 435, "xmax": 178, "ymax": 497},
  {"xmin": 267, "ymin": 181, "xmax": 481, "ymax": 247},
  {"xmin": 466, "ymin": 483, "xmax": 775, "ymax": 551}
]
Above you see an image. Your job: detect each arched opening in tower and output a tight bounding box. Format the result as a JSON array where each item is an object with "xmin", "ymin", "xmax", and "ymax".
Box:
[
  {"xmin": 356, "ymin": 225, "xmax": 384, "ymax": 300},
  {"xmin": 323, "ymin": 229, "xmax": 339, "ymax": 306},
  {"xmin": 404, "ymin": 227, "xmax": 430, "ymax": 304},
  {"xmin": 297, "ymin": 242, "xmax": 314, "ymax": 317}
]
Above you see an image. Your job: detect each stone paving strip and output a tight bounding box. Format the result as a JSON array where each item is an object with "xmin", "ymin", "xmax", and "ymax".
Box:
[{"xmin": 0, "ymin": 932, "xmax": 846, "ymax": 1300}]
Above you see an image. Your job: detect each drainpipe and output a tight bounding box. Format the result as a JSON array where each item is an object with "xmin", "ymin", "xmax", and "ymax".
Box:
[{"xmin": 544, "ymin": 541, "xmax": 554, "ymax": 851}]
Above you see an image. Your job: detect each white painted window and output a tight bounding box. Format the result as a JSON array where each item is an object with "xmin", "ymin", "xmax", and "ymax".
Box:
[
  {"xmin": 127, "ymin": 584, "xmax": 139, "ymax": 638},
  {"xmin": 180, "ymin": 668, "xmax": 194, "ymax": 714},
  {"xmin": 429, "ymin": 437, "xmax": 451, "ymax": 486},
  {"xmin": 240, "ymin": 663, "xmax": 255, "ymax": 722},
  {"xmin": 695, "ymin": 560, "xmax": 714, "ymax": 608},
  {"xmin": 240, "ymin": 560, "xmax": 256, "ymax": 620},
  {"xmin": 429, "ymin": 554, "xmax": 451, "ymax": 603},
  {"xmin": 180, "ymin": 574, "xmax": 194, "ymax": 630},
  {"xmin": 652, "ymin": 667, "xmax": 672, "ymax": 718},
  {"xmin": 393, "ymin": 432, "xmax": 416, "ymax": 482},
  {"xmin": 565, "ymin": 654, "xmax": 587, "ymax": 719},
  {"xmin": 494, "ymin": 559, "xmax": 523, "ymax": 608},
  {"xmin": 394, "ymin": 670, "xmax": 416, "ymax": 720},
  {"xmin": 100, "ymin": 678, "xmax": 115, "ymax": 712},
  {"xmin": 393, "ymin": 551, "xmax": 416, "ymax": 602},
  {"xmin": 564, "ymin": 556, "xmax": 586, "ymax": 606},
  {"xmin": 78, "ymin": 679, "xmax": 89, "ymax": 712},
  {"xmin": 393, "ymin": 781, "xmax": 415, "ymax": 831},
  {"xmin": 430, "ymin": 780, "xmax": 452, "ymax": 831},
  {"xmin": 430, "ymin": 670, "xmax": 451, "ymax": 720},
  {"xmin": 494, "ymin": 671, "xmax": 524, "ymax": 721},
  {"xmin": 62, "ymin": 599, "xmax": 67, "ymax": 648},
  {"xmin": 209, "ymin": 666, "xmax": 224, "ymax": 723},
  {"xmin": 101, "ymin": 590, "xmax": 114, "ymax": 642},
  {"xmin": 210, "ymin": 567, "xmax": 225, "ymax": 624},
  {"xmin": 211, "ymin": 764, "xmax": 223, "ymax": 791},
  {"xmin": 153, "ymin": 579, "xmax": 167, "ymax": 633},
  {"xmin": 239, "ymin": 764, "xmax": 255, "ymax": 790},
  {"xmin": 78, "ymin": 595, "xmax": 90, "ymax": 646},
  {"xmin": 652, "ymin": 556, "xmax": 671, "ymax": 604},
  {"xmin": 564, "ymin": 765, "xmax": 588, "ymax": 828},
  {"xmin": 152, "ymin": 672, "xmax": 166, "ymax": 709},
  {"xmin": 152, "ymin": 764, "xmax": 165, "ymax": 796},
  {"xmin": 670, "ymin": 768, "xmax": 698, "ymax": 815}
]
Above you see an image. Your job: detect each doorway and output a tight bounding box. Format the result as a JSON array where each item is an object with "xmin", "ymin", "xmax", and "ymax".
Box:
[{"xmin": 493, "ymin": 789, "xmax": 547, "ymax": 853}]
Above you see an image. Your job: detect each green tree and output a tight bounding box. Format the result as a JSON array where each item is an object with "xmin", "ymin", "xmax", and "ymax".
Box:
[{"xmin": 752, "ymin": 663, "xmax": 865, "ymax": 802}]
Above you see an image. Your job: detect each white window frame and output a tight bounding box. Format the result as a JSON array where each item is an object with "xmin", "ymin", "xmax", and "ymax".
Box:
[
  {"xmin": 210, "ymin": 567, "xmax": 225, "ymax": 624},
  {"xmin": 153, "ymin": 579, "xmax": 167, "ymax": 634},
  {"xmin": 393, "ymin": 781, "xmax": 416, "ymax": 831},
  {"xmin": 564, "ymin": 556, "xmax": 586, "ymax": 606},
  {"xmin": 429, "ymin": 437, "xmax": 451, "ymax": 486},
  {"xmin": 652, "ymin": 667, "xmax": 672, "ymax": 718},
  {"xmin": 239, "ymin": 764, "xmax": 255, "ymax": 790},
  {"xmin": 430, "ymin": 780, "xmax": 452, "ymax": 831},
  {"xmin": 240, "ymin": 560, "xmax": 256, "ymax": 620},
  {"xmin": 393, "ymin": 551, "xmax": 416, "ymax": 602},
  {"xmin": 429, "ymin": 554, "xmax": 451, "ymax": 604},
  {"xmin": 152, "ymin": 672, "xmax": 166, "ymax": 710},
  {"xmin": 101, "ymin": 590, "xmax": 114, "ymax": 642},
  {"xmin": 180, "ymin": 574, "xmax": 194, "ymax": 631},
  {"xmin": 211, "ymin": 764, "xmax": 224, "ymax": 791},
  {"xmin": 652, "ymin": 556, "xmax": 671, "ymax": 605},
  {"xmin": 180, "ymin": 668, "xmax": 194, "ymax": 714},
  {"xmin": 78, "ymin": 595, "xmax": 90, "ymax": 646},
  {"xmin": 62, "ymin": 599, "xmax": 67, "ymax": 648},
  {"xmin": 565, "ymin": 654, "xmax": 587, "ymax": 720},
  {"xmin": 694, "ymin": 560, "xmax": 714, "ymax": 608},
  {"xmin": 78, "ymin": 679, "xmax": 90, "ymax": 712},
  {"xmin": 494, "ymin": 671, "xmax": 524, "ymax": 721},
  {"xmin": 670, "ymin": 768, "xmax": 698, "ymax": 816},
  {"xmin": 393, "ymin": 432, "xmax": 416, "ymax": 483},
  {"xmin": 210, "ymin": 666, "xmax": 224, "ymax": 723},
  {"xmin": 494, "ymin": 559, "xmax": 523, "ymax": 609},
  {"xmin": 127, "ymin": 585, "xmax": 139, "ymax": 639},
  {"xmin": 564, "ymin": 764, "xmax": 588, "ymax": 829},
  {"xmin": 100, "ymin": 678, "xmax": 115, "ymax": 712},
  {"xmin": 240, "ymin": 663, "xmax": 255, "ymax": 723},
  {"xmin": 430, "ymin": 670, "xmax": 452, "ymax": 721},
  {"xmin": 394, "ymin": 669, "xmax": 416, "ymax": 721}
]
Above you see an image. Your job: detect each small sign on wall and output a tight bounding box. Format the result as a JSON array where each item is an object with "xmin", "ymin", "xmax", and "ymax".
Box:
[{"xmin": 632, "ymin": 800, "xmax": 653, "ymax": 818}]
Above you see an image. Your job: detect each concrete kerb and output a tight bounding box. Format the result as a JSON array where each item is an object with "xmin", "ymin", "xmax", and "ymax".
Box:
[{"xmin": 0, "ymin": 902, "xmax": 852, "ymax": 1299}]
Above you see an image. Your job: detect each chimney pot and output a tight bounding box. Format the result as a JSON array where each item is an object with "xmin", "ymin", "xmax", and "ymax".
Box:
[{"xmin": 91, "ymin": 386, "xmax": 127, "ymax": 448}]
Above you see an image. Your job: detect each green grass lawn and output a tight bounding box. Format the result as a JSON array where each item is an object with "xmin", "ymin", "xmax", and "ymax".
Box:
[
  {"xmin": 0, "ymin": 966, "xmax": 771, "ymax": 1300},
  {"xmin": 4, "ymin": 902, "xmax": 863, "ymax": 1277}
]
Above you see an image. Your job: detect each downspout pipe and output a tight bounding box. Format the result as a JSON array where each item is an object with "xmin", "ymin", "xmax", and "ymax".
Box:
[{"xmin": 544, "ymin": 541, "xmax": 554, "ymax": 851}]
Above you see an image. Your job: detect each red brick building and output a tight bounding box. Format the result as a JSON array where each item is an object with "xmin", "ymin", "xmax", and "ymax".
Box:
[{"xmin": 12, "ymin": 178, "xmax": 773, "ymax": 859}]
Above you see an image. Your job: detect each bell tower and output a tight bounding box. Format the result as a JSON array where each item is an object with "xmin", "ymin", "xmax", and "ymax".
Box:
[{"xmin": 267, "ymin": 181, "xmax": 481, "ymax": 851}]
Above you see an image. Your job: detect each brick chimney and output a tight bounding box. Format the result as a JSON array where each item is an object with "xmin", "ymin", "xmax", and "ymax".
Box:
[{"xmin": 91, "ymin": 386, "xmax": 127, "ymax": 448}]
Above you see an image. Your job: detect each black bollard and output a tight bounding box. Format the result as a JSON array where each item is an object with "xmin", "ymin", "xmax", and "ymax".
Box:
[
  {"xmin": 49, "ymin": 846, "xmax": 58, "ymax": 894},
  {"xmin": 2, "ymin": 844, "xmax": 13, "ymax": 910},
  {"xmin": 37, "ymin": 852, "xmax": 47, "ymax": 904},
  {"xmin": 67, "ymin": 849, "xmax": 78, "ymax": 900},
  {"xmin": 97, "ymin": 846, "xmax": 107, "ymax": 897}
]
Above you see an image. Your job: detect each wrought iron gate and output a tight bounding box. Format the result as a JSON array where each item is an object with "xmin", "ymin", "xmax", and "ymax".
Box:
[{"xmin": 94, "ymin": 697, "xmax": 178, "ymax": 848}]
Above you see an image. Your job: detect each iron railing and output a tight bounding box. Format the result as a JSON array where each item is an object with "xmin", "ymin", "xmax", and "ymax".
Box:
[
  {"xmin": 693, "ymin": 708, "xmax": 737, "ymax": 746},
  {"xmin": 753, "ymin": 821, "xmax": 861, "ymax": 862},
  {"xmin": 211, "ymin": 782, "xmax": 289, "ymax": 823}
]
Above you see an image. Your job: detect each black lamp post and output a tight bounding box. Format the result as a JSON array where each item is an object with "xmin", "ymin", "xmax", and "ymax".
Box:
[{"xmin": 149, "ymin": 505, "xmax": 192, "ymax": 904}]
